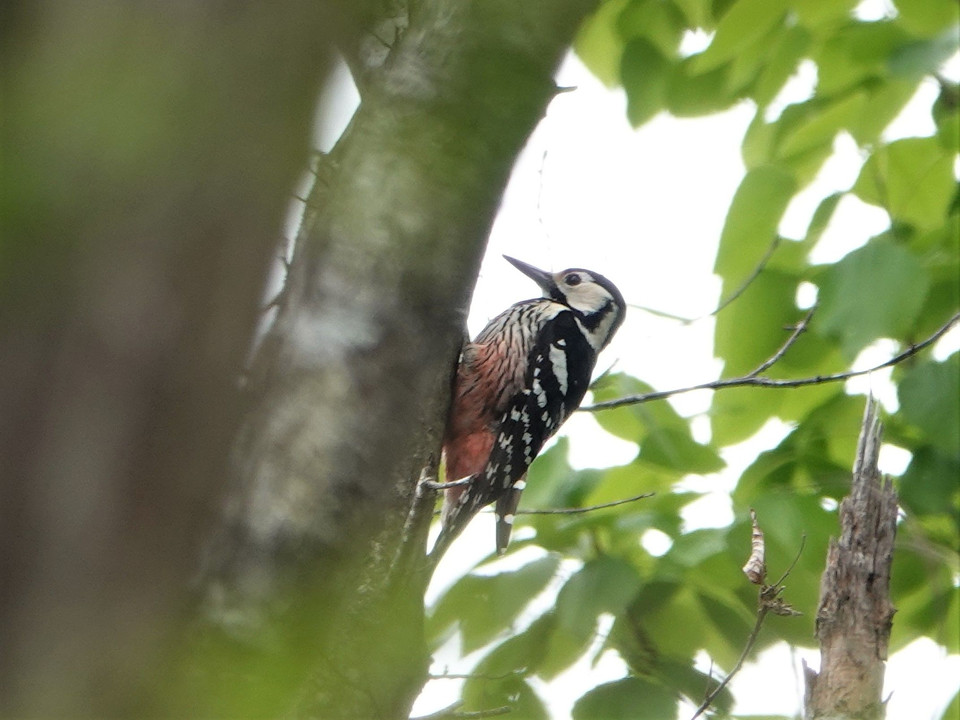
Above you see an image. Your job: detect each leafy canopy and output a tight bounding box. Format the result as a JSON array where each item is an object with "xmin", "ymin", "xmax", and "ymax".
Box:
[{"xmin": 428, "ymin": 0, "xmax": 959, "ymax": 717}]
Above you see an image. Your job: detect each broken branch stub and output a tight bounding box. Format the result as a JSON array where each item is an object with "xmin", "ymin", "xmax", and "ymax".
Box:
[{"xmin": 804, "ymin": 398, "xmax": 899, "ymax": 720}]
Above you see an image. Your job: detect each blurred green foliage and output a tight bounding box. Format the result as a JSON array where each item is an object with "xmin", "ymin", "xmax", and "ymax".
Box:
[{"xmin": 428, "ymin": 0, "xmax": 959, "ymax": 716}]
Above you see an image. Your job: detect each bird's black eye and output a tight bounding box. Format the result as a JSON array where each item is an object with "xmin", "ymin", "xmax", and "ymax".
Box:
[{"xmin": 564, "ymin": 273, "xmax": 582, "ymax": 286}]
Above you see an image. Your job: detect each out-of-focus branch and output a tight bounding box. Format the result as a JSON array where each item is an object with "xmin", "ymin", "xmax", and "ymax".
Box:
[{"xmin": 0, "ymin": 3, "xmax": 344, "ymax": 715}]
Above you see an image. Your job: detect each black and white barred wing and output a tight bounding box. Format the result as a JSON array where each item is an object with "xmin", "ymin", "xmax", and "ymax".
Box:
[{"xmin": 482, "ymin": 310, "xmax": 598, "ymax": 552}]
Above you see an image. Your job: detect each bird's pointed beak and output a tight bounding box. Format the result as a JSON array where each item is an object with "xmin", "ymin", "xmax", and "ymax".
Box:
[{"xmin": 503, "ymin": 255, "xmax": 555, "ymax": 295}]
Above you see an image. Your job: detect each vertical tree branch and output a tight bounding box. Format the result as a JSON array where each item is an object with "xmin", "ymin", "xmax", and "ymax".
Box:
[
  {"xmin": 804, "ymin": 398, "xmax": 899, "ymax": 720},
  {"xmin": 189, "ymin": 2, "xmax": 599, "ymax": 718}
]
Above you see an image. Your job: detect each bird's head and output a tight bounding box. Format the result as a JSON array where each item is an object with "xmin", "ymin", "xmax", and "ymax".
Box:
[{"xmin": 504, "ymin": 255, "xmax": 626, "ymax": 350}]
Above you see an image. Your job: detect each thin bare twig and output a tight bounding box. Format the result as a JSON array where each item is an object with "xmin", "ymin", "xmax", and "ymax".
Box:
[
  {"xmin": 412, "ymin": 702, "xmax": 466, "ymax": 720},
  {"xmin": 516, "ymin": 492, "xmax": 654, "ymax": 515},
  {"xmin": 453, "ymin": 707, "xmax": 511, "ymax": 719},
  {"xmin": 713, "ymin": 236, "xmax": 782, "ymax": 317},
  {"xmin": 428, "ymin": 668, "xmax": 527, "ymax": 681},
  {"xmin": 771, "ymin": 533, "xmax": 807, "ymax": 589},
  {"xmin": 627, "ymin": 237, "xmax": 785, "ymax": 325},
  {"xmin": 585, "ymin": 310, "xmax": 959, "ymax": 412},
  {"xmin": 428, "ymin": 491, "xmax": 655, "ymax": 518},
  {"xmin": 690, "ymin": 524, "xmax": 805, "ymax": 720},
  {"xmin": 624, "ymin": 303, "xmax": 700, "ymax": 324},
  {"xmin": 691, "ymin": 604, "xmax": 770, "ymax": 720},
  {"xmin": 747, "ymin": 307, "xmax": 816, "ymax": 377}
]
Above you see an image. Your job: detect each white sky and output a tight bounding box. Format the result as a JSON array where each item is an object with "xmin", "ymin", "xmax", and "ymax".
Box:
[{"xmin": 311, "ymin": 31, "xmax": 960, "ymax": 720}]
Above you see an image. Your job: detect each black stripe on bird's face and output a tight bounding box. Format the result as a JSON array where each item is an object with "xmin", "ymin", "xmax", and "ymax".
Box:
[{"xmin": 504, "ymin": 256, "xmax": 626, "ymax": 349}]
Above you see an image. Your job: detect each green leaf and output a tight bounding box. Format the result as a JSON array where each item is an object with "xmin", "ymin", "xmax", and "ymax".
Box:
[
  {"xmin": 776, "ymin": 92, "xmax": 867, "ymax": 162},
  {"xmin": 711, "ymin": 267, "xmax": 812, "ymax": 444},
  {"xmin": 690, "ymin": 0, "xmax": 789, "ymax": 74},
  {"xmin": 539, "ymin": 557, "xmax": 643, "ymax": 678},
  {"xmin": 777, "ymin": 373, "xmax": 843, "ymax": 426},
  {"xmin": 852, "ymin": 137, "xmax": 956, "ymax": 231},
  {"xmin": 849, "ymin": 79, "xmax": 920, "ymax": 146},
  {"xmin": 894, "ymin": 0, "xmax": 960, "ymax": 37},
  {"xmin": 943, "ymin": 687, "xmax": 960, "ymax": 720},
  {"xmin": 726, "ymin": 23, "xmax": 785, "ymax": 97},
  {"xmin": 784, "ymin": 143, "xmax": 836, "ymax": 189},
  {"xmin": 799, "ymin": 392, "xmax": 874, "ymax": 472},
  {"xmin": 625, "ymin": 583, "xmax": 717, "ymax": 659},
  {"xmin": 666, "ymin": 528, "xmax": 728, "ymax": 568},
  {"xmin": 583, "ymin": 471, "xmax": 687, "ymax": 534},
  {"xmin": 653, "ymin": 657, "xmax": 735, "ymax": 713},
  {"xmin": 816, "ymin": 238, "xmax": 931, "ymax": 358},
  {"xmin": 672, "ymin": 0, "xmax": 714, "ymax": 28},
  {"xmin": 714, "ymin": 166, "xmax": 797, "ymax": 284},
  {"xmin": 519, "ymin": 436, "xmax": 576, "ymax": 510},
  {"xmin": 732, "ymin": 438, "xmax": 800, "ymax": 502},
  {"xmin": 899, "ymin": 446, "xmax": 960, "ymax": 518},
  {"xmin": 804, "ymin": 192, "xmax": 842, "ymax": 246},
  {"xmin": 590, "ymin": 375, "xmax": 653, "ymax": 442},
  {"xmin": 814, "ymin": 20, "xmax": 912, "ymax": 96},
  {"xmin": 574, "ymin": 0, "xmax": 631, "ymax": 87},
  {"xmin": 427, "ymin": 555, "xmax": 560, "ymax": 653},
  {"xmin": 747, "ymin": 492, "xmax": 835, "ymax": 616},
  {"xmin": 639, "ymin": 427, "xmax": 725, "ymax": 473},
  {"xmin": 752, "ymin": 25, "xmax": 811, "ymax": 107},
  {"xmin": 766, "ymin": 235, "xmax": 813, "ymax": 271},
  {"xmin": 714, "ymin": 268, "xmax": 799, "ymax": 376},
  {"xmin": 934, "ymin": 82, "xmax": 960, "ymax": 153},
  {"xmin": 621, "ymin": 39, "xmax": 670, "ymax": 127},
  {"xmin": 471, "ymin": 612, "xmax": 555, "ymax": 677},
  {"xmin": 892, "ymin": 582, "xmax": 959, "ymax": 653},
  {"xmin": 462, "ymin": 676, "xmax": 548, "ymax": 720},
  {"xmin": 742, "ymin": 111, "xmax": 777, "ymax": 168},
  {"xmin": 890, "ymin": 539, "xmax": 933, "ymax": 597},
  {"xmin": 709, "ymin": 387, "xmax": 775, "ymax": 447},
  {"xmin": 944, "ymin": 589, "xmax": 960, "ymax": 654},
  {"xmin": 572, "ymin": 677, "xmax": 677, "ymax": 720},
  {"xmin": 899, "ymin": 354, "xmax": 960, "ymax": 455},
  {"xmin": 616, "ymin": 0, "xmax": 686, "ymax": 57},
  {"xmin": 697, "ymin": 592, "xmax": 756, "ymax": 650},
  {"xmin": 591, "ymin": 374, "xmax": 696, "ymax": 439},
  {"xmin": 793, "ymin": 0, "xmax": 859, "ymax": 29},
  {"xmin": 664, "ymin": 58, "xmax": 736, "ymax": 116},
  {"xmin": 888, "ymin": 28, "xmax": 960, "ymax": 79}
]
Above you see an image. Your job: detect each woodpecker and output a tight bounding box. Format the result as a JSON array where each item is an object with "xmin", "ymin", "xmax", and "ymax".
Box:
[{"xmin": 432, "ymin": 255, "xmax": 626, "ymax": 560}]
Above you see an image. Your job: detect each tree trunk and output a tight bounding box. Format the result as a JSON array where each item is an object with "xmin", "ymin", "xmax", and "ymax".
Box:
[
  {"xmin": 1, "ymin": 1, "xmax": 597, "ymax": 715},
  {"xmin": 804, "ymin": 398, "xmax": 899, "ymax": 720},
  {"xmin": 184, "ymin": 1, "xmax": 599, "ymax": 718}
]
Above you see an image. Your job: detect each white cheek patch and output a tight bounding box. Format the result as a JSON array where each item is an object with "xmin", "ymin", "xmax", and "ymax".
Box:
[
  {"xmin": 593, "ymin": 312, "xmax": 619, "ymax": 350},
  {"xmin": 566, "ymin": 284, "xmax": 610, "ymax": 314}
]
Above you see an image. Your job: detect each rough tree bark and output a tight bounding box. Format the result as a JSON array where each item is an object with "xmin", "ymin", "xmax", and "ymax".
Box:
[
  {"xmin": 804, "ymin": 398, "xmax": 899, "ymax": 720},
  {"xmin": 185, "ymin": 1, "xmax": 599, "ymax": 719},
  {"xmin": 1, "ymin": 1, "xmax": 597, "ymax": 716}
]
